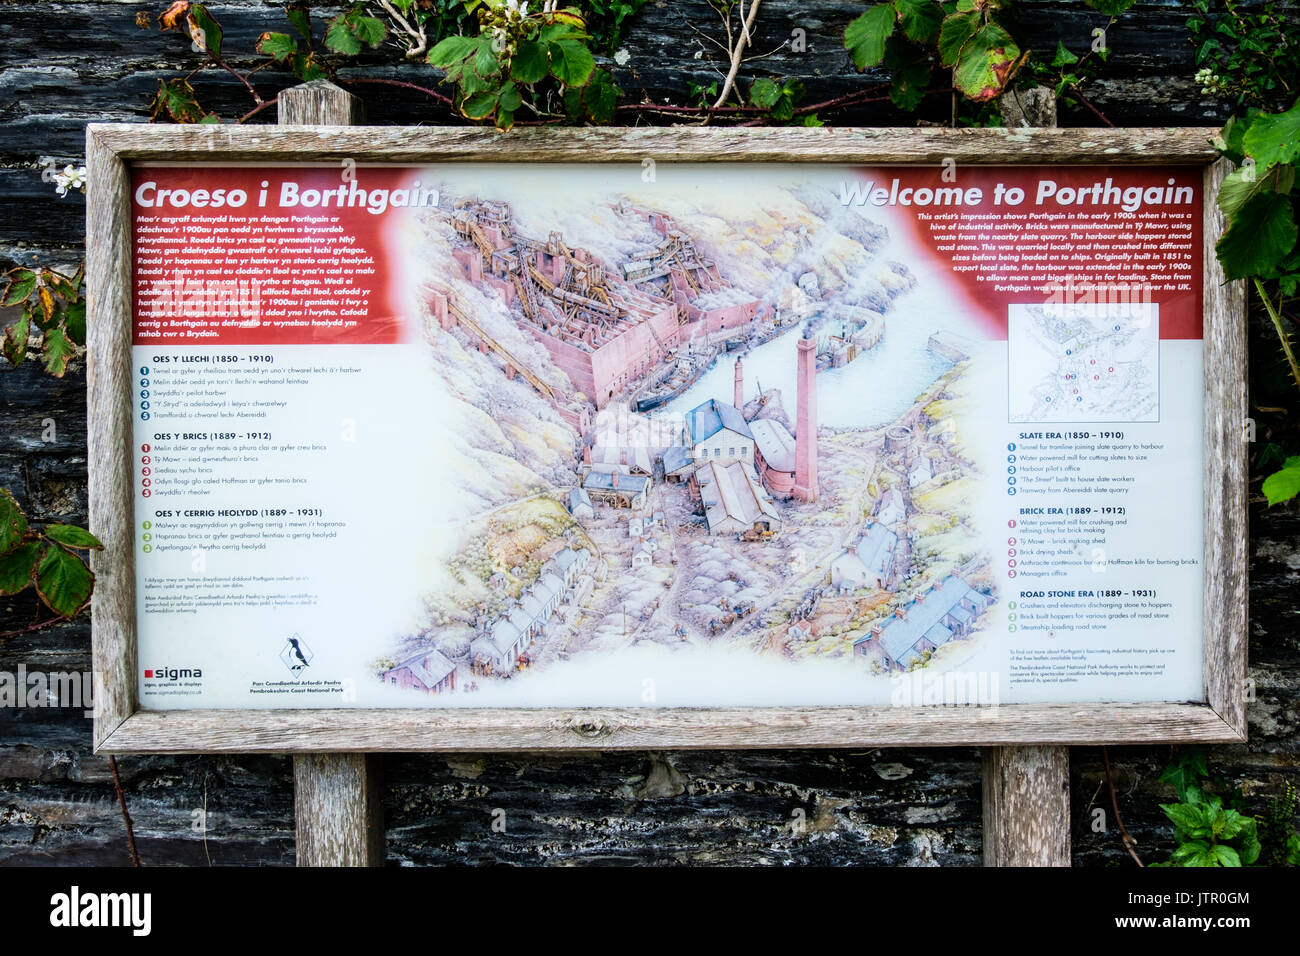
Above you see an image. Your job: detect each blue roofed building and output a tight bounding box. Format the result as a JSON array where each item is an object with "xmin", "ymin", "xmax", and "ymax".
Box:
[
  {"xmin": 683, "ymin": 398, "xmax": 755, "ymax": 466},
  {"xmin": 853, "ymin": 573, "xmax": 993, "ymax": 670}
]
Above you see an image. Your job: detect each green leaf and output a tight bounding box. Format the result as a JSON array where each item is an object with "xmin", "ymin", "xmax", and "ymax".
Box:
[
  {"xmin": 1211, "ymin": 844, "xmax": 1241, "ymax": 867},
  {"xmin": 151, "ymin": 78, "xmax": 208, "ymax": 124},
  {"xmin": 952, "ymin": 22, "xmax": 1021, "ymax": 101},
  {"xmin": 2, "ymin": 313, "xmax": 29, "ymax": 367},
  {"xmin": 63, "ymin": 299, "xmax": 85, "ymax": 347},
  {"xmin": 1159, "ymin": 751, "xmax": 1209, "ymax": 803},
  {"xmin": 749, "ymin": 77, "xmax": 782, "ymax": 109},
  {"xmin": 351, "ymin": 14, "xmax": 387, "ymax": 47},
  {"xmin": 496, "ymin": 107, "xmax": 515, "ymax": 131},
  {"xmin": 549, "ymin": 37, "xmax": 595, "ymax": 86},
  {"xmin": 1170, "ymin": 839, "xmax": 1211, "ymax": 864},
  {"xmin": 581, "ymin": 68, "xmax": 620, "ymax": 124},
  {"xmin": 497, "ymin": 80, "xmax": 522, "ymax": 113},
  {"xmin": 290, "ymin": 51, "xmax": 328, "ymax": 81},
  {"xmin": 1216, "ymin": 163, "xmax": 1293, "ymax": 222},
  {"xmin": 845, "ymin": 4, "xmax": 896, "ymax": 70},
  {"xmin": 474, "ymin": 40, "xmax": 501, "ymax": 77},
  {"xmin": 461, "ymin": 90, "xmax": 499, "ymax": 120},
  {"xmin": 510, "ymin": 39, "xmax": 549, "ymax": 83},
  {"xmin": 2, "ymin": 268, "xmax": 36, "ymax": 306},
  {"xmin": 1162, "ymin": 801, "xmax": 1212, "ymax": 838},
  {"xmin": 1242, "ymin": 98, "xmax": 1300, "ymax": 167},
  {"xmin": 187, "ymin": 4, "xmax": 224, "ymax": 59},
  {"xmin": 1052, "ymin": 41, "xmax": 1079, "ymax": 68},
  {"xmin": 770, "ymin": 95, "xmax": 795, "ymax": 122},
  {"xmin": 42, "ymin": 270, "xmax": 78, "ymax": 299},
  {"xmin": 1285, "ymin": 833, "xmax": 1300, "ymax": 866},
  {"xmin": 286, "ymin": 3, "xmax": 313, "ymax": 43},
  {"xmin": 35, "ymin": 543, "xmax": 94, "ymax": 617},
  {"xmin": 41, "ymin": 326, "xmax": 73, "ymax": 377},
  {"xmin": 0, "ymin": 488, "xmax": 28, "ymax": 554},
  {"xmin": 44, "ymin": 524, "xmax": 104, "ymax": 550},
  {"xmin": 257, "ymin": 31, "xmax": 298, "ymax": 62},
  {"xmin": 938, "ymin": 10, "xmax": 980, "ymax": 67},
  {"xmin": 428, "ymin": 35, "xmax": 480, "ymax": 67},
  {"xmin": 0, "ymin": 541, "xmax": 40, "ymax": 595},
  {"xmin": 1084, "ymin": 0, "xmax": 1137, "ymax": 13},
  {"xmin": 325, "ymin": 16, "xmax": 363, "ymax": 55},
  {"xmin": 895, "ymin": 0, "xmax": 942, "ymax": 44},
  {"xmin": 1217, "ymin": 192, "xmax": 1297, "ymax": 280},
  {"xmin": 1262, "ymin": 457, "xmax": 1300, "ymax": 506},
  {"xmin": 890, "ymin": 60, "xmax": 932, "ymax": 111}
]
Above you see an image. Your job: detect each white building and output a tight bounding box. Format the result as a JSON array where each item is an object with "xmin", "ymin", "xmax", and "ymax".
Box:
[{"xmin": 684, "ymin": 398, "xmax": 755, "ymax": 466}]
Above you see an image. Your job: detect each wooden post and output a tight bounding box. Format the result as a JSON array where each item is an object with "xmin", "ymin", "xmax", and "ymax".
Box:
[
  {"xmin": 982, "ymin": 86, "xmax": 1071, "ymax": 868},
  {"xmin": 278, "ymin": 79, "xmax": 384, "ymax": 867}
]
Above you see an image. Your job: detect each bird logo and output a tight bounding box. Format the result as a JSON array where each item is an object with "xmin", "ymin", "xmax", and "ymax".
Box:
[{"xmin": 279, "ymin": 634, "xmax": 314, "ymax": 674}]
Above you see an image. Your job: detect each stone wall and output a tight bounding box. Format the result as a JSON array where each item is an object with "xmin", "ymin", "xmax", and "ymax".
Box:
[{"xmin": 1, "ymin": 1, "xmax": 1295, "ymax": 866}]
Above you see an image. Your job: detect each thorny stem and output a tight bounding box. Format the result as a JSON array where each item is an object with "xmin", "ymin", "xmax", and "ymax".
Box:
[
  {"xmin": 1102, "ymin": 746, "xmax": 1145, "ymax": 867},
  {"xmin": 1256, "ymin": 277, "xmax": 1300, "ymax": 394},
  {"xmin": 109, "ymin": 756, "xmax": 143, "ymax": 868},
  {"xmin": 342, "ymin": 76, "xmax": 454, "ymax": 107},
  {"xmin": 1068, "ymin": 84, "xmax": 1115, "ymax": 128},
  {"xmin": 238, "ymin": 96, "xmax": 279, "ymax": 124}
]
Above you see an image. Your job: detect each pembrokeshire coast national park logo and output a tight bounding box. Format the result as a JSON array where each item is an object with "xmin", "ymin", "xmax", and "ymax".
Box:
[{"xmin": 279, "ymin": 634, "xmax": 313, "ymax": 674}]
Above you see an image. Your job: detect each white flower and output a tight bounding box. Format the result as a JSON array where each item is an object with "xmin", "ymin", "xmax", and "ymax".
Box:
[
  {"xmin": 613, "ymin": 47, "xmax": 630, "ymax": 66},
  {"xmin": 53, "ymin": 164, "xmax": 86, "ymax": 198}
]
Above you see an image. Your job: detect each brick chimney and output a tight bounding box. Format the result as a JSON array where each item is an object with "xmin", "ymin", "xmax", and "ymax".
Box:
[
  {"xmin": 734, "ymin": 357, "xmax": 744, "ymax": 411},
  {"xmin": 792, "ymin": 331, "xmax": 819, "ymax": 502}
]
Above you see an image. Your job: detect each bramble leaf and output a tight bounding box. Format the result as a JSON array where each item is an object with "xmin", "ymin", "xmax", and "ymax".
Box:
[
  {"xmin": 0, "ymin": 488, "xmax": 28, "ymax": 553},
  {"xmin": 845, "ymin": 4, "xmax": 896, "ymax": 70},
  {"xmin": 0, "ymin": 541, "xmax": 40, "ymax": 595},
  {"xmin": 35, "ymin": 544, "xmax": 94, "ymax": 617}
]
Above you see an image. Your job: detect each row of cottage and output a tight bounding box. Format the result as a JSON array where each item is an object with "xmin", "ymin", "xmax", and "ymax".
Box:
[
  {"xmin": 852, "ymin": 573, "xmax": 993, "ymax": 670},
  {"xmin": 382, "ymin": 546, "xmax": 595, "ymax": 694}
]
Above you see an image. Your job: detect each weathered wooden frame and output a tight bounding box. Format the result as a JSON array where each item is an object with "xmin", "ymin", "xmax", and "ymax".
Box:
[{"xmin": 86, "ymin": 124, "xmax": 1247, "ymax": 754}]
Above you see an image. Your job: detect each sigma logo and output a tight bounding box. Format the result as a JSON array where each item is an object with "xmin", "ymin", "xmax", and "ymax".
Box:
[{"xmin": 143, "ymin": 667, "xmax": 203, "ymax": 680}]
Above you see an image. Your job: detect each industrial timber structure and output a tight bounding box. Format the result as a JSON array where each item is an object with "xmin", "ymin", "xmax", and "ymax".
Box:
[{"xmin": 447, "ymin": 199, "xmax": 763, "ymax": 407}]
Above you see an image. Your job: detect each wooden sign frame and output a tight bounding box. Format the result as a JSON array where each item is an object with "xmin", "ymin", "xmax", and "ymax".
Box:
[{"xmin": 86, "ymin": 123, "xmax": 1246, "ymax": 754}]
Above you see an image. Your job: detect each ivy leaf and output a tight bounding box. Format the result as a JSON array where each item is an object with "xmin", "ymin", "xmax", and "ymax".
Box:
[
  {"xmin": 44, "ymin": 524, "xmax": 104, "ymax": 550},
  {"xmin": 35, "ymin": 544, "xmax": 94, "ymax": 617},
  {"xmin": 1216, "ymin": 192, "xmax": 1297, "ymax": 280},
  {"xmin": 549, "ymin": 38, "xmax": 595, "ymax": 86},
  {"xmin": 1242, "ymin": 98, "xmax": 1300, "ymax": 167},
  {"xmin": 257, "ymin": 31, "xmax": 298, "ymax": 62},
  {"xmin": 749, "ymin": 77, "xmax": 782, "ymax": 109},
  {"xmin": 187, "ymin": 4, "xmax": 223, "ymax": 58},
  {"xmin": 41, "ymin": 326, "xmax": 73, "ymax": 377},
  {"xmin": 0, "ymin": 541, "xmax": 40, "ymax": 595},
  {"xmin": 428, "ymin": 35, "xmax": 479, "ymax": 67},
  {"xmin": 845, "ymin": 4, "xmax": 896, "ymax": 70},
  {"xmin": 325, "ymin": 16, "xmax": 363, "ymax": 55},
  {"xmin": 1262, "ymin": 457, "xmax": 1300, "ymax": 506},
  {"xmin": 938, "ymin": 10, "xmax": 981, "ymax": 67},
  {"xmin": 1052, "ymin": 41, "xmax": 1079, "ymax": 68},
  {"xmin": 510, "ymin": 39, "xmax": 549, "ymax": 83},
  {"xmin": 952, "ymin": 22, "xmax": 1021, "ymax": 101},
  {"xmin": 895, "ymin": 0, "xmax": 942, "ymax": 45},
  {"xmin": 581, "ymin": 68, "xmax": 620, "ymax": 124},
  {"xmin": 2, "ymin": 311, "xmax": 29, "ymax": 367},
  {"xmin": 2, "ymin": 268, "xmax": 36, "ymax": 306},
  {"xmin": 0, "ymin": 488, "xmax": 28, "ymax": 553}
]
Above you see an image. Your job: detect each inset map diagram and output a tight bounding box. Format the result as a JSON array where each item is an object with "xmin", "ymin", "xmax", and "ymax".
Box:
[{"xmin": 1008, "ymin": 302, "xmax": 1159, "ymax": 423}]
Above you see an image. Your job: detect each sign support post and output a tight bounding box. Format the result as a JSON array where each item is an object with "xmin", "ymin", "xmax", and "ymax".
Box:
[
  {"xmin": 981, "ymin": 90, "xmax": 1070, "ymax": 868},
  {"xmin": 278, "ymin": 79, "xmax": 383, "ymax": 868}
]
